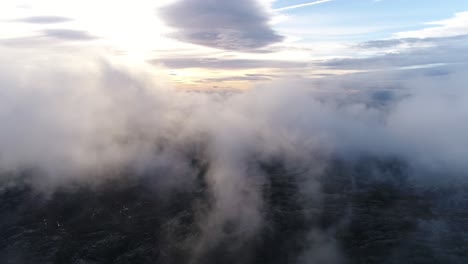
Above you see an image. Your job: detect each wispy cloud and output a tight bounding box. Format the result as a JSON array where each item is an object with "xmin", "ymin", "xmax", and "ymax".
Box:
[
  {"xmin": 43, "ymin": 29, "xmax": 97, "ymax": 41},
  {"xmin": 274, "ymin": 0, "xmax": 333, "ymax": 11},
  {"xmin": 14, "ymin": 16, "xmax": 73, "ymax": 24},
  {"xmin": 153, "ymin": 57, "xmax": 307, "ymax": 70},
  {"xmin": 395, "ymin": 11, "xmax": 468, "ymax": 39}
]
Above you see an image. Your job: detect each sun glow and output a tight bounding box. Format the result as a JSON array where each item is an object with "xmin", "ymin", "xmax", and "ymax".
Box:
[{"xmin": 0, "ymin": 0, "xmax": 177, "ymax": 60}]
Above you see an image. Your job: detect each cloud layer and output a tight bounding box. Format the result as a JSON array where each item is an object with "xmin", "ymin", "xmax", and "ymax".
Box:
[
  {"xmin": 155, "ymin": 57, "xmax": 307, "ymax": 69},
  {"xmin": 321, "ymin": 35, "xmax": 468, "ymax": 70},
  {"xmin": 1, "ymin": 42, "xmax": 468, "ymax": 262}
]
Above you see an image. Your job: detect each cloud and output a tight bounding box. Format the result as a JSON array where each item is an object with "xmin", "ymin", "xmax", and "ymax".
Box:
[
  {"xmin": 158, "ymin": 0, "xmax": 284, "ymax": 51},
  {"xmin": 274, "ymin": 0, "xmax": 333, "ymax": 11},
  {"xmin": 0, "ymin": 36, "xmax": 56, "ymax": 48},
  {"xmin": 153, "ymin": 57, "xmax": 307, "ymax": 69},
  {"xmin": 1, "ymin": 32, "xmax": 468, "ymax": 262},
  {"xmin": 395, "ymin": 11, "xmax": 468, "ymax": 39},
  {"xmin": 197, "ymin": 74, "xmax": 274, "ymax": 83},
  {"xmin": 357, "ymin": 34, "xmax": 468, "ymax": 49},
  {"xmin": 2, "ymin": 3, "xmax": 468, "ymax": 263},
  {"xmin": 0, "ymin": 30, "xmax": 98, "ymax": 48},
  {"xmin": 42, "ymin": 29, "xmax": 97, "ymax": 41},
  {"xmin": 15, "ymin": 16, "xmax": 73, "ymax": 24},
  {"xmin": 320, "ymin": 35, "xmax": 468, "ymax": 70}
]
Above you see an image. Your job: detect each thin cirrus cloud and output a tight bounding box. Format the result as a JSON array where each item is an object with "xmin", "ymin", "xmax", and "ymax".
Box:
[
  {"xmin": 274, "ymin": 0, "xmax": 333, "ymax": 11},
  {"xmin": 158, "ymin": 0, "xmax": 284, "ymax": 51},
  {"xmin": 357, "ymin": 34, "xmax": 468, "ymax": 49}
]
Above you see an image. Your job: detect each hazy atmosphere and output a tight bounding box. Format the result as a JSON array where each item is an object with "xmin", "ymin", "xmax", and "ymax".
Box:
[{"xmin": 1, "ymin": 1, "xmax": 467, "ymax": 263}]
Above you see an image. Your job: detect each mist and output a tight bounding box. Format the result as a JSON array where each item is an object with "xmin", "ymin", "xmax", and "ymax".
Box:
[{"xmin": 1, "ymin": 47, "xmax": 468, "ymax": 263}]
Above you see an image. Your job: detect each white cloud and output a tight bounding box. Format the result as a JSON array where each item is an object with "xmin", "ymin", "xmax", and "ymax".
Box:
[{"xmin": 395, "ymin": 11, "xmax": 468, "ymax": 39}]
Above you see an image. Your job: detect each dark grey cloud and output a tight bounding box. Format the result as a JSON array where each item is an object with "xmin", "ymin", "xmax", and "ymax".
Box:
[
  {"xmin": 15, "ymin": 16, "xmax": 73, "ymax": 24},
  {"xmin": 158, "ymin": 0, "xmax": 284, "ymax": 51},
  {"xmin": 153, "ymin": 57, "xmax": 307, "ymax": 69},
  {"xmin": 43, "ymin": 29, "xmax": 97, "ymax": 41}
]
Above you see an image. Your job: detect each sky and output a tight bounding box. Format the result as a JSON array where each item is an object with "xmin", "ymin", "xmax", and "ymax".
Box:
[{"xmin": 0, "ymin": 0, "xmax": 468, "ymax": 89}]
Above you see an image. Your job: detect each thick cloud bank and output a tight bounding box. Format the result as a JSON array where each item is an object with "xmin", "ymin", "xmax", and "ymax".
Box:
[{"xmin": 0, "ymin": 49, "xmax": 467, "ymax": 263}]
